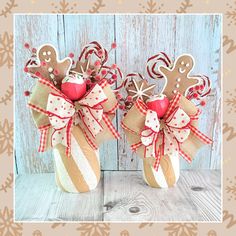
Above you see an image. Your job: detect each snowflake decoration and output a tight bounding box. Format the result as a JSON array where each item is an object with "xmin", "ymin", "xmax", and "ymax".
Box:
[
  {"xmin": 164, "ymin": 223, "xmax": 198, "ymax": 236},
  {"xmin": 226, "ymin": 2, "xmax": 236, "ymax": 26},
  {"xmin": 139, "ymin": 0, "xmax": 165, "ymax": 13},
  {"xmin": 0, "ymin": 207, "xmax": 23, "ymax": 236},
  {"xmin": 0, "ymin": 32, "xmax": 13, "ymax": 68},
  {"xmin": 127, "ymin": 79, "xmax": 156, "ymax": 101},
  {"xmin": 0, "ymin": 119, "xmax": 13, "ymax": 156},
  {"xmin": 225, "ymin": 89, "xmax": 236, "ymax": 114},
  {"xmin": 226, "ymin": 176, "xmax": 236, "ymax": 201},
  {"xmin": 77, "ymin": 223, "xmax": 110, "ymax": 236},
  {"xmin": 51, "ymin": 0, "xmax": 78, "ymax": 13}
]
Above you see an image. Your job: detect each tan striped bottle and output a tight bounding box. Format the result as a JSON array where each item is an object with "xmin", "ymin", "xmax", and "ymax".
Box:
[
  {"xmin": 142, "ymin": 153, "xmax": 180, "ymax": 188},
  {"xmin": 53, "ymin": 125, "xmax": 100, "ymax": 193}
]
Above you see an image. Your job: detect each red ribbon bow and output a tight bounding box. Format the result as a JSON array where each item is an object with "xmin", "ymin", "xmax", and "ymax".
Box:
[
  {"xmin": 131, "ymin": 92, "xmax": 212, "ymax": 171},
  {"xmin": 29, "ymin": 79, "xmax": 120, "ymax": 156}
]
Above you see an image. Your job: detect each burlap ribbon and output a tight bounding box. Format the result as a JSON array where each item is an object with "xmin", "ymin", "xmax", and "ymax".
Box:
[
  {"xmin": 121, "ymin": 92, "xmax": 212, "ymax": 170},
  {"xmin": 28, "ymin": 78, "xmax": 120, "ymax": 155}
]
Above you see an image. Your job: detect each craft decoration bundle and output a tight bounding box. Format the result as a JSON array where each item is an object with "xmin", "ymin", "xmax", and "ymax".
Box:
[
  {"xmin": 119, "ymin": 53, "xmax": 212, "ymax": 188},
  {"xmin": 24, "ymin": 41, "xmax": 121, "ymax": 193},
  {"xmin": 24, "ymin": 41, "xmax": 213, "ymax": 191}
]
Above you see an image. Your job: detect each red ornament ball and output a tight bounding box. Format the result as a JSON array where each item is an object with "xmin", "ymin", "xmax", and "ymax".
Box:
[
  {"xmin": 101, "ymin": 69, "xmax": 107, "ymax": 76},
  {"xmin": 98, "ymin": 49, "xmax": 103, "ymax": 57},
  {"xmin": 116, "ymin": 93, "xmax": 122, "ymax": 100},
  {"xmin": 193, "ymin": 93, "xmax": 198, "ymax": 98},
  {"xmin": 200, "ymin": 100, "xmax": 206, "ymax": 106},
  {"xmin": 24, "ymin": 43, "xmax": 30, "ymax": 49},
  {"xmin": 24, "ymin": 91, "xmax": 30, "ymax": 96},
  {"xmin": 111, "ymin": 64, "xmax": 117, "ymax": 69},
  {"xmin": 24, "ymin": 67, "xmax": 28, "ymax": 72},
  {"xmin": 95, "ymin": 75, "xmax": 101, "ymax": 81},
  {"xmin": 127, "ymin": 96, "xmax": 133, "ymax": 102},
  {"xmin": 32, "ymin": 48, "xmax": 37, "ymax": 53},
  {"xmin": 41, "ymin": 61, "xmax": 46, "ymax": 66},
  {"xmin": 146, "ymin": 94, "xmax": 169, "ymax": 118},
  {"xmin": 94, "ymin": 60, "xmax": 101, "ymax": 67},
  {"xmin": 69, "ymin": 53, "xmax": 74, "ymax": 58},
  {"xmin": 112, "ymin": 74, "xmax": 117, "ymax": 80},
  {"xmin": 35, "ymin": 71, "xmax": 41, "ymax": 77},
  {"xmin": 111, "ymin": 42, "xmax": 117, "ymax": 49},
  {"xmin": 54, "ymin": 69, "xmax": 59, "ymax": 75},
  {"xmin": 61, "ymin": 74, "xmax": 86, "ymax": 101}
]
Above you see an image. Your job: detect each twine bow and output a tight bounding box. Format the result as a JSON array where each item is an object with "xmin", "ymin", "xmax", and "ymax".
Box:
[{"xmin": 129, "ymin": 92, "xmax": 212, "ymax": 171}]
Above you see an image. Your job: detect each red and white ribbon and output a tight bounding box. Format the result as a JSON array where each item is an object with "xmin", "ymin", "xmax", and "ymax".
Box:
[
  {"xmin": 29, "ymin": 79, "xmax": 120, "ymax": 156},
  {"xmin": 128, "ymin": 92, "xmax": 212, "ymax": 171}
]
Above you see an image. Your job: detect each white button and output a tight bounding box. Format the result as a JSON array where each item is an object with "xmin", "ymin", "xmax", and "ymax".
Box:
[
  {"xmin": 173, "ymin": 90, "xmax": 177, "ymax": 94},
  {"xmin": 48, "ymin": 67, "xmax": 53, "ymax": 72},
  {"xmin": 50, "ymin": 73, "xmax": 55, "ymax": 79},
  {"xmin": 176, "ymin": 78, "xmax": 181, "ymax": 82},
  {"xmin": 175, "ymin": 84, "xmax": 180, "ymax": 88}
]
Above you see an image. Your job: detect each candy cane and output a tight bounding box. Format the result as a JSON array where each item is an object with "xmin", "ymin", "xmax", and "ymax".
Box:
[
  {"xmin": 79, "ymin": 41, "xmax": 108, "ymax": 65},
  {"xmin": 186, "ymin": 75, "xmax": 211, "ymax": 101},
  {"xmin": 147, "ymin": 52, "xmax": 172, "ymax": 79}
]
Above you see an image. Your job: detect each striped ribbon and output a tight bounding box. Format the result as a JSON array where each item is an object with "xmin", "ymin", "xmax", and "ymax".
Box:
[
  {"xmin": 123, "ymin": 92, "xmax": 212, "ymax": 171},
  {"xmin": 29, "ymin": 78, "xmax": 120, "ymax": 155}
]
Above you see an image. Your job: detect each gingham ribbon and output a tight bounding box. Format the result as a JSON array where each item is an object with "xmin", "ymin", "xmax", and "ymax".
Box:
[
  {"xmin": 129, "ymin": 92, "xmax": 212, "ymax": 171},
  {"xmin": 29, "ymin": 79, "xmax": 120, "ymax": 155}
]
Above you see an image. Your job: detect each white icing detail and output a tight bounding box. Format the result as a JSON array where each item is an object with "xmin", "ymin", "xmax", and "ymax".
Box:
[
  {"xmin": 47, "ymin": 51, "xmax": 51, "ymax": 55},
  {"xmin": 43, "ymin": 51, "xmax": 46, "ymax": 56},
  {"xmin": 146, "ymin": 93, "xmax": 166, "ymax": 102},
  {"xmin": 175, "ymin": 84, "xmax": 180, "ymax": 88},
  {"xmin": 181, "ymin": 61, "xmax": 184, "ymax": 65},
  {"xmin": 176, "ymin": 78, "xmax": 181, "ymax": 82},
  {"xmin": 48, "ymin": 67, "xmax": 53, "ymax": 72},
  {"xmin": 62, "ymin": 74, "xmax": 85, "ymax": 85},
  {"xmin": 173, "ymin": 90, "xmax": 177, "ymax": 94},
  {"xmin": 45, "ymin": 58, "xmax": 51, "ymax": 62},
  {"xmin": 179, "ymin": 68, "xmax": 186, "ymax": 74},
  {"xmin": 186, "ymin": 63, "xmax": 190, "ymax": 67},
  {"xmin": 50, "ymin": 73, "xmax": 55, "ymax": 79}
]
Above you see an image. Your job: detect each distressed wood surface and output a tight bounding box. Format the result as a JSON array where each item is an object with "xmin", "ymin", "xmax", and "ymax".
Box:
[
  {"xmin": 15, "ymin": 170, "xmax": 221, "ymax": 221},
  {"xmin": 15, "ymin": 15, "xmax": 221, "ymax": 174},
  {"xmin": 15, "ymin": 172, "xmax": 104, "ymax": 221}
]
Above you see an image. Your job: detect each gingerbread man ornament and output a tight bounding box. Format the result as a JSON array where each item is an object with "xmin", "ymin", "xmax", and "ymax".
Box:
[
  {"xmin": 159, "ymin": 54, "xmax": 200, "ymax": 99},
  {"xmin": 27, "ymin": 44, "xmax": 72, "ymax": 88}
]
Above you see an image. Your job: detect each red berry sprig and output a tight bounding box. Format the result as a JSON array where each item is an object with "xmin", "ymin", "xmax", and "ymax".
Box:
[{"xmin": 116, "ymin": 92, "xmax": 134, "ymax": 111}]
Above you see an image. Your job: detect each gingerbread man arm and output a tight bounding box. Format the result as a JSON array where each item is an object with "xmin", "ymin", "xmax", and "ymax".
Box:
[{"xmin": 159, "ymin": 66, "xmax": 172, "ymax": 78}]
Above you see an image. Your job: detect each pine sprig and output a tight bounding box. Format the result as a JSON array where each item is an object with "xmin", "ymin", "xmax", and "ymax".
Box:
[
  {"xmin": 0, "ymin": 85, "xmax": 13, "ymax": 105},
  {"xmin": 89, "ymin": 0, "xmax": 106, "ymax": 13},
  {"xmin": 0, "ymin": 173, "xmax": 13, "ymax": 193},
  {"xmin": 176, "ymin": 0, "xmax": 193, "ymax": 13},
  {"xmin": 0, "ymin": 0, "xmax": 18, "ymax": 18}
]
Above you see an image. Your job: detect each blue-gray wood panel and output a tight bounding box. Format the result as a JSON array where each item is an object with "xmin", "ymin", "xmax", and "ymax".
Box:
[{"xmin": 14, "ymin": 14, "xmax": 221, "ymax": 173}]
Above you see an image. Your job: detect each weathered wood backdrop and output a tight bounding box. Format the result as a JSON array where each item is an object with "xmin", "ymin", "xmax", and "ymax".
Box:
[{"xmin": 15, "ymin": 14, "xmax": 221, "ymax": 174}]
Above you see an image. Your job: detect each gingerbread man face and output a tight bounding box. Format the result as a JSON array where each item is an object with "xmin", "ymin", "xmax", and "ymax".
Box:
[
  {"xmin": 159, "ymin": 54, "xmax": 200, "ymax": 99},
  {"xmin": 26, "ymin": 44, "xmax": 72, "ymax": 89},
  {"xmin": 175, "ymin": 55, "xmax": 194, "ymax": 75},
  {"xmin": 38, "ymin": 45, "xmax": 57, "ymax": 64}
]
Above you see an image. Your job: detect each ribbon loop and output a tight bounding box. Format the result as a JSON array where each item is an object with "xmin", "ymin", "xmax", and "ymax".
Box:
[{"xmin": 131, "ymin": 92, "xmax": 212, "ymax": 171}]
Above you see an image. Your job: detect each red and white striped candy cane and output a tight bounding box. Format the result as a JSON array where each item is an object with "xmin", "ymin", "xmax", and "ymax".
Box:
[
  {"xmin": 79, "ymin": 41, "xmax": 108, "ymax": 65},
  {"xmin": 146, "ymin": 52, "xmax": 172, "ymax": 79}
]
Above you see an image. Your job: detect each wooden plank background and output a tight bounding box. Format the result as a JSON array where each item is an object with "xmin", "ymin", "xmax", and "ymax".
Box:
[{"xmin": 14, "ymin": 14, "xmax": 221, "ymax": 174}]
